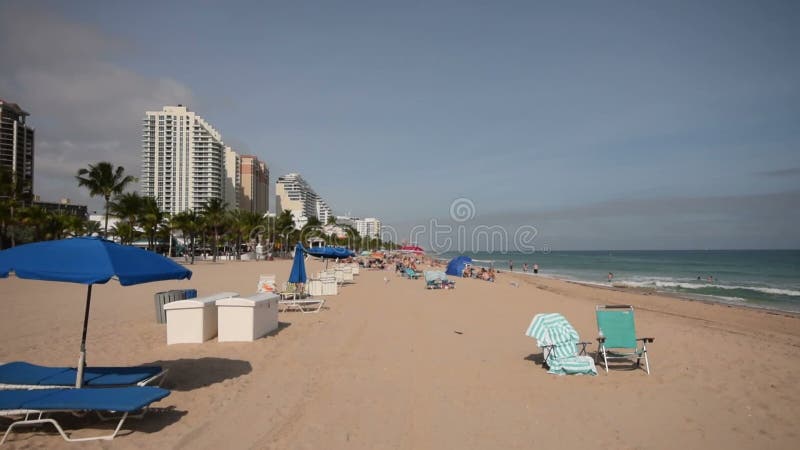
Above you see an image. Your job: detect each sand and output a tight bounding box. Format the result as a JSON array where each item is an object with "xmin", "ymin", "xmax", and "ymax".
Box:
[{"xmin": 1, "ymin": 258, "xmax": 799, "ymax": 449}]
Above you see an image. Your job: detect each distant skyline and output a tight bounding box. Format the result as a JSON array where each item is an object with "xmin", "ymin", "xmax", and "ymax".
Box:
[{"xmin": 1, "ymin": 1, "xmax": 798, "ymax": 249}]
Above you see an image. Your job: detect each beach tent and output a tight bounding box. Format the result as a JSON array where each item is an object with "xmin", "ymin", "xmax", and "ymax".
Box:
[
  {"xmin": 289, "ymin": 242, "xmax": 307, "ymax": 284},
  {"xmin": 445, "ymin": 256, "xmax": 473, "ymax": 276},
  {"xmin": 0, "ymin": 237, "xmax": 192, "ymax": 387}
]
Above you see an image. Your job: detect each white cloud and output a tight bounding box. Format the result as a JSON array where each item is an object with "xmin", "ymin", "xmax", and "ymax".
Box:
[{"xmin": 0, "ymin": 5, "xmax": 194, "ymax": 207}]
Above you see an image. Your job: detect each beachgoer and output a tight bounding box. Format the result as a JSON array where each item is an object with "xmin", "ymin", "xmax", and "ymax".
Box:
[
  {"xmin": 523, "ymin": 263, "xmax": 528, "ymax": 273},
  {"xmin": 509, "ymin": 260, "xmax": 513, "ymax": 272},
  {"xmin": 533, "ymin": 263, "xmax": 539, "ymax": 274},
  {"xmin": 608, "ymin": 272, "xmax": 614, "ymax": 282},
  {"xmin": 707, "ymin": 275, "xmax": 713, "ymax": 283}
]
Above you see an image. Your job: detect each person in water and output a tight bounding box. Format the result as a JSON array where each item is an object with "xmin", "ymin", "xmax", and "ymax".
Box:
[
  {"xmin": 608, "ymin": 272, "xmax": 614, "ymax": 282},
  {"xmin": 533, "ymin": 263, "xmax": 539, "ymax": 274}
]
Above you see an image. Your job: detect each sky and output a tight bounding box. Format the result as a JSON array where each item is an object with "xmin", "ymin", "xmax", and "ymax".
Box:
[{"xmin": 1, "ymin": 0, "xmax": 798, "ymax": 250}]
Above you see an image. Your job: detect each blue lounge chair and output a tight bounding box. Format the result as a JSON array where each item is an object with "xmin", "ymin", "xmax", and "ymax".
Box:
[
  {"xmin": 0, "ymin": 386, "xmax": 170, "ymax": 444},
  {"xmin": 0, "ymin": 362, "xmax": 167, "ymax": 389}
]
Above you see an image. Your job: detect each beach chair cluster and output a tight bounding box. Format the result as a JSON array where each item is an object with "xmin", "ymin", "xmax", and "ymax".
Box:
[
  {"xmin": 260, "ymin": 274, "xmax": 327, "ymax": 314},
  {"xmin": 0, "ymin": 362, "xmax": 170, "ymax": 444},
  {"xmin": 424, "ymin": 271, "xmax": 455, "ymax": 289},
  {"xmin": 525, "ymin": 305, "xmax": 654, "ymax": 376}
]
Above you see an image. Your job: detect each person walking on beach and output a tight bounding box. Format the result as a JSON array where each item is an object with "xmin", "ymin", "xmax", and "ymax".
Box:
[
  {"xmin": 533, "ymin": 263, "xmax": 539, "ymax": 274},
  {"xmin": 523, "ymin": 263, "xmax": 528, "ymax": 273},
  {"xmin": 509, "ymin": 260, "xmax": 513, "ymax": 272}
]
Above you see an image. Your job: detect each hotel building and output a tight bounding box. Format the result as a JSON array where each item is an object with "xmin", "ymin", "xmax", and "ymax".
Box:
[
  {"xmin": 141, "ymin": 105, "xmax": 225, "ymax": 214},
  {"xmin": 0, "ymin": 99, "xmax": 34, "ymax": 200},
  {"xmin": 275, "ymin": 172, "xmax": 332, "ymax": 228},
  {"xmin": 240, "ymin": 154, "xmax": 269, "ymax": 215},
  {"xmin": 355, "ymin": 217, "xmax": 382, "ymax": 239}
]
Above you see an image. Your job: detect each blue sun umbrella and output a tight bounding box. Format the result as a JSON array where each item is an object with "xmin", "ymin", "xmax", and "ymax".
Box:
[
  {"xmin": 288, "ymin": 243, "xmax": 307, "ymax": 284},
  {"xmin": 0, "ymin": 237, "xmax": 192, "ymax": 387}
]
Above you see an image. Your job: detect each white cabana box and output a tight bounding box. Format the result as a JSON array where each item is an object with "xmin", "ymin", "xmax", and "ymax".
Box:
[
  {"xmin": 163, "ymin": 292, "xmax": 239, "ymax": 344},
  {"xmin": 307, "ymin": 279, "xmax": 323, "ymax": 296},
  {"xmin": 216, "ymin": 292, "xmax": 279, "ymax": 342}
]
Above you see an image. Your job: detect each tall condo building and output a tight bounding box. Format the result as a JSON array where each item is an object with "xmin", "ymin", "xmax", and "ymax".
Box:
[
  {"xmin": 0, "ymin": 99, "xmax": 34, "ymax": 199},
  {"xmin": 355, "ymin": 217, "xmax": 382, "ymax": 239},
  {"xmin": 141, "ymin": 105, "xmax": 225, "ymax": 214},
  {"xmin": 275, "ymin": 172, "xmax": 332, "ymax": 228},
  {"xmin": 223, "ymin": 147, "xmax": 241, "ymax": 210},
  {"xmin": 240, "ymin": 155, "xmax": 269, "ymax": 214}
]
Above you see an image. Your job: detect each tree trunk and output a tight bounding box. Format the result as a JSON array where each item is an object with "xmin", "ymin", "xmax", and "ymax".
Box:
[{"xmin": 103, "ymin": 196, "xmax": 110, "ymax": 237}]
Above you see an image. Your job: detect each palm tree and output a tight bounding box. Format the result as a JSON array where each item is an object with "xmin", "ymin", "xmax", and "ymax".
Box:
[
  {"xmin": 76, "ymin": 162, "xmax": 136, "ymax": 237},
  {"xmin": 200, "ymin": 198, "xmax": 228, "ymax": 262},
  {"xmin": 172, "ymin": 210, "xmax": 199, "ymax": 264},
  {"xmin": 275, "ymin": 209, "xmax": 295, "ymax": 255},
  {"xmin": 139, "ymin": 196, "xmax": 164, "ymax": 251},
  {"xmin": 109, "ymin": 192, "xmax": 143, "ymax": 245},
  {"xmin": 0, "ymin": 168, "xmax": 32, "ymax": 248},
  {"xmin": 229, "ymin": 210, "xmax": 262, "ymax": 259},
  {"xmin": 18, "ymin": 206, "xmax": 50, "ymax": 242}
]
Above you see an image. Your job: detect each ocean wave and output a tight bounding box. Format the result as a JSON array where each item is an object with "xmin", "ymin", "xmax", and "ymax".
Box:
[{"xmin": 616, "ymin": 280, "xmax": 800, "ymax": 297}]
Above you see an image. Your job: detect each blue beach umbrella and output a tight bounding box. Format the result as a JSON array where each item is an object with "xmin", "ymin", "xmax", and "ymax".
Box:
[
  {"xmin": 0, "ymin": 237, "xmax": 192, "ymax": 387},
  {"xmin": 288, "ymin": 243, "xmax": 307, "ymax": 284}
]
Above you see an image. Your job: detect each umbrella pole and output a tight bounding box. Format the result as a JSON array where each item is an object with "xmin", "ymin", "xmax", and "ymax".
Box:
[{"xmin": 75, "ymin": 284, "xmax": 92, "ymax": 388}]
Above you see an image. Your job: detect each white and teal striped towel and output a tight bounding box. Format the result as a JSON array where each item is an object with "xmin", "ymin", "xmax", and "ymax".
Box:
[{"xmin": 525, "ymin": 313, "xmax": 597, "ymax": 376}]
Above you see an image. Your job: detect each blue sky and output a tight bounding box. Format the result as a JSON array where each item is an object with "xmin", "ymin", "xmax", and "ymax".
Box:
[{"xmin": 1, "ymin": 0, "xmax": 798, "ymax": 249}]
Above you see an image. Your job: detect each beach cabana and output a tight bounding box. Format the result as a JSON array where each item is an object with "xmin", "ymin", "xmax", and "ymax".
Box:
[
  {"xmin": 445, "ymin": 256, "xmax": 472, "ymax": 276},
  {"xmin": 0, "ymin": 237, "xmax": 192, "ymax": 387}
]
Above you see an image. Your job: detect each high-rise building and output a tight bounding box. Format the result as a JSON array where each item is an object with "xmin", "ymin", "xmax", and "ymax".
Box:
[
  {"xmin": 355, "ymin": 217, "xmax": 381, "ymax": 239},
  {"xmin": 224, "ymin": 147, "xmax": 241, "ymax": 210},
  {"xmin": 240, "ymin": 155, "xmax": 269, "ymax": 215},
  {"xmin": 0, "ymin": 99, "xmax": 34, "ymax": 200},
  {"xmin": 141, "ymin": 105, "xmax": 225, "ymax": 214},
  {"xmin": 275, "ymin": 172, "xmax": 332, "ymax": 228}
]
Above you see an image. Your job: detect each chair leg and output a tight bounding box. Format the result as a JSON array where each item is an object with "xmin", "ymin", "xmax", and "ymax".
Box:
[
  {"xmin": 642, "ymin": 343, "xmax": 651, "ymax": 375},
  {"xmin": 600, "ymin": 345, "xmax": 609, "ymax": 373}
]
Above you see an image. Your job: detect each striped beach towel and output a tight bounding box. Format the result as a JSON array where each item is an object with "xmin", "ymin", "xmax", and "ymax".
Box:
[{"xmin": 525, "ymin": 313, "xmax": 597, "ymax": 376}]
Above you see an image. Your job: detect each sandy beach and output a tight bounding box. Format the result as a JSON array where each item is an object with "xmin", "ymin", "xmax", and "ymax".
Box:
[{"xmin": 2, "ymin": 258, "xmax": 799, "ymax": 449}]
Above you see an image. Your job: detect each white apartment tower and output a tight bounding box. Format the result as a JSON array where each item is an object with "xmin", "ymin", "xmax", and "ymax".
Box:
[
  {"xmin": 275, "ymin": 173, "xmax": 332, "ymax": 227},
  {"xmin": 141, "ymin": 105, "xmax": 225, "ymax": 213},
  {"xmin": 355, "ymin": 217, "xmax": 381, "ymax": 239}
]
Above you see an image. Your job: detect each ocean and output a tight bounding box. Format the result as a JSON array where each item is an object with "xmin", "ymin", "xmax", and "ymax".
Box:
[{"xmin": 437, "ymin": 250, "xmax": 800, "ymax": 313}]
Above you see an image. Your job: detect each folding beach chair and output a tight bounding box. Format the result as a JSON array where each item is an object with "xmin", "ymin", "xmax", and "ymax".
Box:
[
  {"xmin": 0, "ymin": 386, "xmax": 170, "ymax": 444},
  {"xmin": 256, "ymin": 274, "xmax": 277, "ymax": 293},
  {"xmin": 525, "ymin": 313, "xmax": 596, "ymax": 375},
  {"xmin": 0, "ymin": 362, "xmax": 167, "ymax": 390},
  {"xmin": 595, "ymin": 305, "xmax": 654, "ymax": 374},
  {"xmin": 404, "ymin": 268, "xmax": 420, "ymax": 279}
]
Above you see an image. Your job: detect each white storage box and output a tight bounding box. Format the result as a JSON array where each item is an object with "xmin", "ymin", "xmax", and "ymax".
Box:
[
  {"xmin": 321, "ymin": 275, "xmax": 338, "ymax": 295},
  {"xmin": 216, "ymin": 292, "xmax": 279, "ymax": 342},
  {"xmin": 164, "ymin": 292, "xmax": 239, "ymax": 344},
  {"xmin": 307, "ymin": 279, "xmax": 323, "ymax": 296}
]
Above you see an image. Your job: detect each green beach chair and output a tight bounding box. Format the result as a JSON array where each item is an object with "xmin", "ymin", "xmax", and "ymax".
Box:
[{"xmin": 595, "ymin": 305, "xmax": 654, "ymax": 374}]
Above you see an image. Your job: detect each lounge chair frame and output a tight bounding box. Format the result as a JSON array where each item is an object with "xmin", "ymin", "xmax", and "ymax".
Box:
[
  {"xmin": 278, "ymin": 298, "xmax": 325, "ymax": 314},
  {"xmin": 595, "ymin": 305, "xmax": 654, "ymax": 374},
  {"xmin": 1, "ymin": 409, "xmax": 131, "ymax": 444}
]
